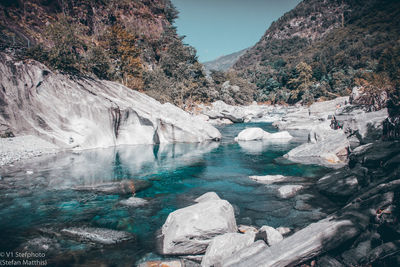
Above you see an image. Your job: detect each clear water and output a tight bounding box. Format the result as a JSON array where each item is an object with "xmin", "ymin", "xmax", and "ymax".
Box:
[{"xmin": 0, "ymin": 123, "xmax": 335, "ymax": 266}]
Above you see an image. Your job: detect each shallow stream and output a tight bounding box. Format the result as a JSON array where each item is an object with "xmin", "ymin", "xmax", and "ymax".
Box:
[{"xmin": 0, "ymin": 123, "xmax": 337, "ymax": 266}]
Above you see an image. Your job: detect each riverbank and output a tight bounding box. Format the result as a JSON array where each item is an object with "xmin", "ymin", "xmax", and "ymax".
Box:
[{"xmin": 0, "ymin": 135, "xmax": 61, "ymax": 166}]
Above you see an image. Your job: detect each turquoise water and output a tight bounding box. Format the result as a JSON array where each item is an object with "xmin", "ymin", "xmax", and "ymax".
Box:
[{"xmin": 0, "ymin": 123, "xmax": 334, "ymax": 266}]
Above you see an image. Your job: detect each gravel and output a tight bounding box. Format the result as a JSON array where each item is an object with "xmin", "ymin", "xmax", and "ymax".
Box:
[{"xmin": 0, "ymin": 135, "xmax": 61, "ymax": 166}]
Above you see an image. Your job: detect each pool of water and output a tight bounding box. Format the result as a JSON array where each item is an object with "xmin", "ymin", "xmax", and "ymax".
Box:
[{"xmin": 0, "ymin": 123, "xmax": 336, "ymax": 266}]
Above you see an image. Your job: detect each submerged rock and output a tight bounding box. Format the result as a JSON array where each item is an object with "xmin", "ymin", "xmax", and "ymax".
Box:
[
  {"xmin": 137, "ymin": 260, "xmax": 184, "ymax": 267},
  {"xmin": 158, "ymin": 199, "xmax": 237, "ymax": 255},
  {"xmin": 74, "ymin": 179, "xmax": 151, "ymax": 195},
  {"xmin": 201, "ymin": 233, "xmax": 255, "ymax": 267},
  {"xmin": 277, "ymin": 185, "xmax": 304, "ymax": 198},
  {"xmin": 119, "ymin": 196, "xmax": 149, "ymax": 207},
  {"xmin": 249, "ymin": 175, "xmax": 286, "ymax": 184},
  {"xmin": 60, "ymin": 227, "xmax": 135, "ymax": 245}
]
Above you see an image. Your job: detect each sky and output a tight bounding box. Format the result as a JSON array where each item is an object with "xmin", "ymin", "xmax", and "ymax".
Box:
[{"xmin": 171, "ymin": 0, "xmax": 302, "ymax": 62}]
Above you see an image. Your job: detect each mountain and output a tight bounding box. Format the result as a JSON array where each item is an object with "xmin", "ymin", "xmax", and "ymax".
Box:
[
  {"xmin": 0, "ymin": 0, "xmax": 213, "ymax": 106},
  {"xmin": 233, "ymin": 0, "xmax": 400, "ymax": 111},
  {"xmin": 203, "ymin": 48, "xmax": 248, "ymax": 74}
]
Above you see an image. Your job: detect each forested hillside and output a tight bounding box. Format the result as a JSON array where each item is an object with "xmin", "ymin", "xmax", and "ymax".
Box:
[
  {"xmin": 0, "ymin": 0, "xmax": 220, "ymax": 106},
  {"xmin": 234, "ymin": 0, "xmax": 400, "ymax": 112}
]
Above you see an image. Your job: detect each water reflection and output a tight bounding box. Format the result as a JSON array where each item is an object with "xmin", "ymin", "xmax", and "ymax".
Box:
[
  {"xmin": 1, "ymin": 142, "xmax": 220, "ymax": 191},
  {"xmin": 238, "ymin": 140, "xmax": 296, "ymax": 154}
]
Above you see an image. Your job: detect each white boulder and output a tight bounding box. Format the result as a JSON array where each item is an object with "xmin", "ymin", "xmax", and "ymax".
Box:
[
  {"xmin": 249, "ymin": 175, "xmax": 286, "ymax": 184},
  {"xmin": 158, "ymin": 199, "xmax": 237, "ymax": 255},
  {"xmin": 195, "ymin": 192, "xmax": 221, "ymax": 203},
  {"xmin": 235, "ymin": 128, "xmax": 293, "ymax": 142}
]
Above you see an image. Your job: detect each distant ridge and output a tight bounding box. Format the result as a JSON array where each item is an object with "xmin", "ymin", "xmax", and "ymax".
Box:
[{"xmin": 203, "ymin": 48, "xmax": 248, "ymax": 73}]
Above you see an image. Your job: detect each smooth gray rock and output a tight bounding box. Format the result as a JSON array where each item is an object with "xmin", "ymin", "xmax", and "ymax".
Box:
[
  {"xmin": 158, "ymin": 199, "xmax": 237, "ymax": 255},
  {"xmin": 223, "ymin": 216, "xmax": 361, "ymax": 267},
  {"xmin": 201, "ymin": 233, "xmax": 255, "ymax": 267},
  {"xmin": 249, "ymin": 175, "xmax": 286, "ymax": 184},
  {"xmin": 285, "ymin": 127, "xmax": 349, "ymax": 167},
  {"xmin": 0, "ymin": 53, "xmax": 221, "ymax": 149},
  {"xmin": 277, "ymin": 185, "xmax": 304, "ymax": 198},
  {"xmin": 221, "ymin": 241, "xmax": 267, "ymax": 267},
  {"xmin": 339, "ymin": 108, "xmax": 388, "ymax": 143},
  {"xmin": 317, "ymin": 255, "xmax": 344, "ymax": 267},
  {"xmin": 195, "ymin": 192, "xmax": 221, "ymax": 203},
  {"xmin": 255, "ymin": 226, "xmax": 283, "ymax": 246},
  {"xmin": 341, "ymin": 240, "xmax": 372, "ymax": 266},
  {"xmin": 317, "ymin": 172, "xmax": 359, "ymax": 200},
  {"xmin": 60, "ymin": 227, "xmax": 135, "ymax": 245}
]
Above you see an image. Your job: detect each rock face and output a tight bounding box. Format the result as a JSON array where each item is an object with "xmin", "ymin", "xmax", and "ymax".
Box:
[
  {"xmin": 158, "ymin": 199, "xmax": 237, "ymax": 255},
  {"xmin": 201, "ymin": 233, "xmax": 255, "ymax": 267},
  {"xmin": 234, "ymin": 128, "xmax": 293, "ymax": 142},
  {"xmin": 0, "ymin": 54, "xmax": 221, "ymax": 150},
  {"xmin": 317, "ymin": 171, "xmax": 359, "ymax": 201}
]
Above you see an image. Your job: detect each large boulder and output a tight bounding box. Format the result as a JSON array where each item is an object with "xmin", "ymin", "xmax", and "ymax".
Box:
[
  {"xmin": 338, "ymin": 108, "xmax": 388, "ymax": 143},
  {"xmin": 285, "ymin": 126, "xmax": 350, "ymax": 167},
  {"xmin": 158, "ymin": 199, "xmax": 237, "ymax": 255},
  {"xmin": 0, "ymin": 53, "xmax": 221, "ymax": 149},
  {"xmin": 201, "ymin": 233, "xmax": 255, "ymax": 267}
]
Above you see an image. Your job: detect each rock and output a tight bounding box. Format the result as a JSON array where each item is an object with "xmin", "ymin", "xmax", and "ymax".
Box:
[
  {"xmin": 341, "ymin": 240, "xmax": 372, "ymax": 266},
  {"xmin": 201, "ymin": 233, "xmax": 255, "ymax": 267},
  {"xmin": 360, "ymin": 241, "xmax": 400, "ymax": 264},
  {"xmin": 0, "ymin": 53, "xmax": 221, "ymax": 149},
  {"xmin": 235, "ymin": 128, "xmax": 292, "ymax": 142},
  {"xmin": 249, "ymin": 175, "xmax": 286, "ymax": 184},
  {"xmin": 234, "ymin": 128, "xmax": 268, "ymax": 141},
  {"xmin": 238, "ymin": 225, "xmax": 258, "ymax": 234},
  {"xmin": 221, "ymin": 240, "xmax": 267, "ymax": 267},
  {"xmin": 294, "ymin": 200, "xmax": 313, "ymax": 211},
  {"xmin": 309, "ymin": 97, "xmax": 349, "ymax": 117},
  {"xmin": 137, "ymin": 260, "xmax": 184, "ymax": 267},
  {"xmin": 158, "ymin": 199, "xmax": 237, "ymax": 255},
  {"xmin": 120, "ymin": 196, "xmax": 148, "ymax": 207},
  {"xmin": 0, "ymin": 124, "xmax": 14, "ymax": 138},
  {"xmin": 74, "ymin": 179, "xmax": 151, "ymax": 195},
  {"xmin": 276, "ymin": 227, "xmax": 291, "ymax": 236},
  {"xmin": 18, "ymin": 237, "xmax": 61, "ymax": 254},
  {"xmin": 255, "ymin": 226, "xmax": 283, "ymax": 246},
  {"xmin": 338, "ymin": 108, "xmax": 388, "ymax": 143},
  {"xmin": 223, "ymin": 216, "xmax": 362, "ymax": 267},
  {"xmin": 285, "ymin": 127, "xmax": 350, "ymax": 167},
  {"xmin": 317, "ymin": 171, "xmax": 359, "ymax": 201},
  {"xmin": 317, "ymin": 255, "xmax": 344, "ymax": 267},
  {"xmin": 277, "ymin": 185, "xmax": 304, "ymax": 198},
  {"xmin": 60, "ymin": 227, "xmax": 135, "ymax": 245},
  {"xmin": 195, "ymin": 192, "xmax": 221, "ymax": 203}
]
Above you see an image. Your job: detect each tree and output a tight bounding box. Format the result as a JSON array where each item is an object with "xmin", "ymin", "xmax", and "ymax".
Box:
[{"xmin": 287, "ymin": 62, "xmax": 313, "ymax": 103}]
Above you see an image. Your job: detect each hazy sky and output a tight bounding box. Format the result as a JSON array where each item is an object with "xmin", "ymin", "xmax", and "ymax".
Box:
[{"xmin": 171, "ymin": 0, "xmax": 302, "ymax": 62}]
